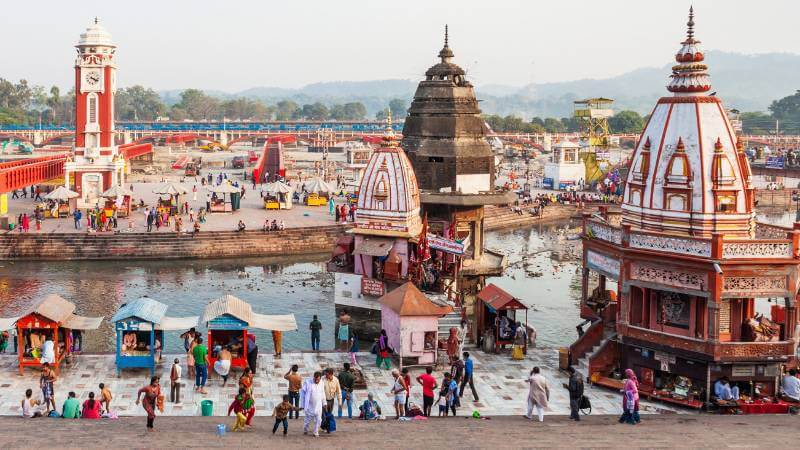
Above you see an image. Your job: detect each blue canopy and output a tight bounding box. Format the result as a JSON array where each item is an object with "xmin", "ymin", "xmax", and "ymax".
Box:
[{"xmin": 111, "ymin": 297, "xmax": 168, "ymax": 324}]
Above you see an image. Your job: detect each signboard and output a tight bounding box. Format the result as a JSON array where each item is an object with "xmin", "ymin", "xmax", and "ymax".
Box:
[
  {"xmin": 427, "ymin": 234, "xmax": 465, "ymax": 255},
  {"xmin": 559, "ymin": 181, "xmax": 575, "ymax": 190},
  {"xmin": 766, "ymin": 156, "xmax": 785, "ymax": 169},
  {"xmin": 542, "ymin": 177, "xmax": 554, "ymax": 189},
  {"xmin": 361, "ymin": 277, "xmax": 385, "ymax": 297},
  {"xmin": 732, "ymin": 365, "xmax": 755, "ymax": 377}
]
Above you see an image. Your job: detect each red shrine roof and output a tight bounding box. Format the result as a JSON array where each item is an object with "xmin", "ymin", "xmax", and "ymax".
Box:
[
  {"xmin": 379, "ymin": 282, "xmax": 453, "ymax": 317},
  {"xmin": 477, "ymin": 284, "xmax": 527, "ymax": 311}
]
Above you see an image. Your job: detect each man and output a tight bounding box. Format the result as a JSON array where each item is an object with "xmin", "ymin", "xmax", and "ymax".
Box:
[
  {"xmin": 40, "ymin": 362, "xmax": 56, "ymax": 413},
  {"xmin": 714, "ymin": 376, "xmax": 739, "ymax": 401},
  {"xmin": 170, "ymin": 358, "xmax": 182, "ymax": 403},
  {"xmin": 564, "ymin": 366, "xmax": 584, "ymax": 421},
  {"xmin": 782, "ymin": 369, "xmax": 800, "ymax": 403},
  {"xmin": 416, "ymin": 366, "xmax": 437, "ymax": 417},
  {"xmin": 309, "ymin": 315, "xmax": 322, "ymax": 351},
  {"xmin": 284, "ymin": 365, "xmax": 303, "ymax": 419},
  {"xmin": 526, "ymin": 367, "xmax": 549, "ymax": 422},
  {"xmin": 61, "ymin": 391, "xmax": 80, "ymax": 419},
  {"xmin": 323, "ymin": 368, "xmax": 342, "ymax": 414},
  {"xmin": 73, "ymin": 209, "xmax": 82, "ymax": 229},
  {"xmin": 246, "ymin": 333, "xmax": 258, "ymax": 373},
  {"xmin": 192, "ymin": 336, "xmax": 210, "ymax": 394},
  {"xmin": 300, "ymin": 371, "xmax": 325, "ymax": 437},
  {"xmin": 459, "ymin": 352, "xmax": 479, "ymax": 401},
  {"xmin": 337, "ymin": 363, "xmax": 355, "ymax": 419}
]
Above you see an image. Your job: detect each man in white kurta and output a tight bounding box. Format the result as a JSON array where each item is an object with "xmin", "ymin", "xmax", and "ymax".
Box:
[{"xmin": 301, "ymin": 371, "xmax": 325, "ymax": 436}]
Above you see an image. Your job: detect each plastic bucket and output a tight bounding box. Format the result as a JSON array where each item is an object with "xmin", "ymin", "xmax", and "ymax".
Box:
[
  {"xmin": 216, "ymin": 423, "xmax": 226, "ymax": 437},
  {"xmin": 201, "ymin": 400, "xmax": 214, "ymax": 416}
]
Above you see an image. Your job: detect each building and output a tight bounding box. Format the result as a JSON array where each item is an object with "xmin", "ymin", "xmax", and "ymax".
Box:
[
  {"xmin": 402, "ymin": 27, "xmax": 514, "ymax": 331},
  {"xmin": 64, "ymin": 18, "xmax": 126, "ymax": 207},
  {"xmin": 575, "ymin": 8, "xmax": 798, "ymax": 408},
  {"xmin": 543, "ymin": 140, "xmax": 585, "ymax": 190}
]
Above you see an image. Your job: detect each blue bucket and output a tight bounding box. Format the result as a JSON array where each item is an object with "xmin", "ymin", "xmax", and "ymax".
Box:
[{"xmin": 216, "ymin": 424, "xmax": 226, "ymax": 437}]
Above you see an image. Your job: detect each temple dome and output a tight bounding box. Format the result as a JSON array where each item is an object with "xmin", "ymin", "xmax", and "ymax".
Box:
[
  {"xmin": 78, "ymin": 17, "xmax": 115, "ymax": 48},
  {"xmin": 354, "ymin": 124, "xmax": 422, "ymax": 237},
  {"xmin": 621, "ymin": 8, "xmax": 755, "ymax": 238}
]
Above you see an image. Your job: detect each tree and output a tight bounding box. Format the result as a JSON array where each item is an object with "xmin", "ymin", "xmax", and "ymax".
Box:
[
  {"xmin": 608, "ymin": 110, "xmax": 644, "ymax": 134},
  {"xmin": 343, "ymin": 102, "xmax": 367, "ymax": 120},
  {"xmin": 543, "ymin": 117, "xmax": 565, "ymax": 133},
  {"xmin": 769, "ymin": 90, "xmax": 800, "ymax": 122},
  {"xmin": 375, "ymin": 108, "xmax": 390, "ymax": 121},
  {"xmin": 221, "ymin": 98, "xmax": 268, "ymax": 120},
  {"xmin": 740, "ymin": 111, "xmax": 775, "ymax": 135},
  {"xmin": 301, "ymin": 102, "xmax": 329, "ymax": 120},
  {"xmin": 116, "ymin": 86, "xmax": 166, "ymax": 121},
  {"xmin": 388, "ymin": 98, "xmax": 407, "ymax": 119},
  {"xmin": 275, "ymin": 100, "xmax": 301, "ymax": 120},
  {"xmin": 172, "ymin": 89, "xmax": 218, "ymax": 120}
]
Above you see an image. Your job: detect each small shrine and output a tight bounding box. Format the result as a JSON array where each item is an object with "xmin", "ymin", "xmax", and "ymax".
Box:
[{"xmin": 543, "ymin": 140, "xmax": 585, "ymax": 190}]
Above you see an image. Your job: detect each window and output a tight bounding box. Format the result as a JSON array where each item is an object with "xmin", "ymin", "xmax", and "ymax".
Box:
[
  {"xmin": 428, "ymin": 157, "xmax": 444, "ymax": 163},
  {"xmin": 88, "ymin": 94, "xmax": 98, "ymax": 124},
  {"xmin": 716, "ymin": 195, "xmax": 736, "ymax": 213},
  {"xmin": 667, "ymin": 194, "xmax": 687, "ymax": 211}
]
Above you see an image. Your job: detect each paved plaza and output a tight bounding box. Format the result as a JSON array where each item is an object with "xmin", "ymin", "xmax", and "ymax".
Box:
[{"xmin": 0, "ymin": 349, "xmax": 682, "ymax": 418}]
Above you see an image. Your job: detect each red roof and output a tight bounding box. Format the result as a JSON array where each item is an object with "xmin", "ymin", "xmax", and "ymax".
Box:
[
  {"xmin": 379, "ymin": 282, "xmax": 453, "ymax": 317},
  {"xmin": 477, "ymin": 284, "xmax": 527, "ymax": 310}
]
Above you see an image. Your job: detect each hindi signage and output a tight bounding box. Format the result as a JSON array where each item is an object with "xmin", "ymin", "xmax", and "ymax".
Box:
[
  {"xmin": 765, "ymin": 156, "xmax": 785, "ymax": 169},
  {"xmin": 361, "ymin": 277, "xmax": 385, "ymax": 297},
  {"xmin": 427, "ymin": 234, "xmax": 465, "ymax": 255}
]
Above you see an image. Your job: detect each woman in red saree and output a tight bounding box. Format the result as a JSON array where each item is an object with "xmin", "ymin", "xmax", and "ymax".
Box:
[{"xmin": 136, "ymin": 376, "xmax": 162, "ymax": 431}]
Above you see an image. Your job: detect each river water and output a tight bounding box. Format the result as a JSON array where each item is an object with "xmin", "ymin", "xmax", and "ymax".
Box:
[{"xmin": 0, "ymin": 221, "xmax": 583, "ymax": 353}]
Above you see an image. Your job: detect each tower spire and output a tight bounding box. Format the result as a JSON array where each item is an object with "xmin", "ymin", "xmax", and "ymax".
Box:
[
  {"xmin": 438, "ymin": 24, "xmax": 454, "ymax": 63},
  {"xmin": 686, "ymin": 6, "xmax": 695, "ymax": 41},
  {"xmin": 94, "ymin": 16, "xmax": 99, "ymax": 25}
]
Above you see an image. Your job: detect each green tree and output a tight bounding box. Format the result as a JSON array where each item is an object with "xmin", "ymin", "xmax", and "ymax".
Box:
[
  {"xmin": 740, "ymin": 111, "xmax": 775, "ymax": 135},
  {"xmin": 116, "ymin": 86, "xmax": 166, "ymax": 121},
  {"xmin": 275, "ymin": 100, "xmax": 301, "ymax": 120},
  {"xmin": 343, "ymin": 102, "xmax": 367, "ymax": 120},
  {"xmin": 388, "ymin": 98, "xmax": 407, "ymax": 119},
  {"xmin": 375, "ymin": 108, "xmax": 390, "ymax": 121},
  {"xmin": 301, "ymin": 102, "xmax": 329, "ymax": 120},
  {"xmin": 769, "ymin": 90, "xmax": 800, "ymax": 122},
  {"xmin": 608, "ymin": 110, "xmax": 644, "ymax": 134},
  {"xmin": 543, "ymin": 117, "xmax": 565, "ymax": 133},
  {"xmin": 172, "ymin": 89, "xmax": 218, "ymax": 120}
]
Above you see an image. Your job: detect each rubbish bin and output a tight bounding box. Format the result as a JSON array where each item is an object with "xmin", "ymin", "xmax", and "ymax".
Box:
[
  {"xmin": 558, "ymin": 347, "xmax": 570, "ymax": 370},
  {"xmin": 201, "ymin": 400, "xmax": 214, "ymax": 416}
]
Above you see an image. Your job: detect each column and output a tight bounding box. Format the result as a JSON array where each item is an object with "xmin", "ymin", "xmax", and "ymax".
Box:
[{"xmin": 707, "ymin": 301, "xmax": 720, "ymax": 342}]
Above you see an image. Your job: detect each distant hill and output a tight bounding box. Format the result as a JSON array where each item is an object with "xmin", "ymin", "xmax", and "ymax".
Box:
[{"xmin": 159, "ymin": 51, "xmax": 800, "ymax": 118}]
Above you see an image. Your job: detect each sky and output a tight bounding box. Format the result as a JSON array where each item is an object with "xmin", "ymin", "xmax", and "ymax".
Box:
[{"xmin": 1, "ymin": 0, "xmax": 798, "ymax": 92}]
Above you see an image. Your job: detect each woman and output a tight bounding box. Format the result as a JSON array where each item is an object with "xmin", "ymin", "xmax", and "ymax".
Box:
[
  {"xmin": 390, "ymin": 369, "xmax": 407, "ymax": 418},
  {"xmin": 526, "ymin": 367, "xmax": 549, "ymax": 422},
  {"xmin": 337, "ymin": 313, "xmax": 350, "ymax": 352},
  {"xmin": 136, "ymin": 376, "xmax": 162, "ymax": 431},
  {"xmin": 620, "ymin": 368, "xmax": 640, "ymax": 425},
  {"xmin": 348, "ymin": 331, "xmax": 359, "ymax": 366},
  {"xmin": 81, "ymin": 392, "xmax": 102, "ymax": 419},
  {"xmin": 375, "ymin": 330, "xmax": 391, "ymax": 370},
  {"xmin": 239, "ymin": 368, "xmax": 254, "ymax": 395},
  {"xmin": 186, "ymin": 334, "xmax": 197, "ymax": 378},
  {"xmin": 214, "ymin": 346, "xmax": 233, "ymax": 386},
  {"xmin": 446, "ymin": 328, "xmax": 459, "ymax": 364}
]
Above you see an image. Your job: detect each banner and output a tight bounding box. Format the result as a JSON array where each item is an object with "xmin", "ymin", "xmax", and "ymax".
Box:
[
  {"xmin": 542, "ymin": 177, "xmax": 554, "ymax": 189},
  {"xmin": 427, "ymin": 233, "xmax": 465, "ymax": 255},
  {"xmin": 766, "ymin": 156, "xmax": 785, "ymax": 169}
]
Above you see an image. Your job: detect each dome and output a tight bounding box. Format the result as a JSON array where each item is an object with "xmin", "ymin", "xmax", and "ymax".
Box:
[
  {"xmin": 77, "ymin": 18, "xmax": 115, "ymax": 48},
  {"xmin": 355, "ymin": 125, "xmax": 422, "ymax": 237},
  {"xmin": 554, "ymin": 140, "xmax": 581, "ymax": 149},
  {"xmin": 621, "ymin": 8, "xmax": 755, "ymax": 238}
]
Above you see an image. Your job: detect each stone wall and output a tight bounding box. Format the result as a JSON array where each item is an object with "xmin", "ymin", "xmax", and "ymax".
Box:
[
  {"xmin": 0, "ymin": 224, "xmax": 351, "ymax": 260},
  {"xmin": 483, "ymin": 204, "xmax": 583, "ymax": 231}
]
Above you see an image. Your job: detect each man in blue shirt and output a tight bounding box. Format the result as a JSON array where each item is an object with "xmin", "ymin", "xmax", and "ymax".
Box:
[
  {"xmin": 459, "ymin": 351, "xmax": 479, "ymax": 401},
  {"xmin": 714, "ymin": 376, "xmax": 739, "ymax": 401}
]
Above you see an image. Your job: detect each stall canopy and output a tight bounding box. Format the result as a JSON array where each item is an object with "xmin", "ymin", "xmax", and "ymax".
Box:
[
  {"xmin": 304, "ymin": 177, "xmax": 336, "ymax": 194},
  {"xmin": 208, "ymin": 183, "xmax": 241, "ymax": 195},
  {"xmin": 263, "ymin": 181, "xmax": 293, "ymax": 194},
  {"xmin": 44, "ymin": 186, "xmax": 79, "ymax": 201},
  {"xmin": 477, "ymin": 284, "xmax": 528, "ymax": 312},
  {"xmin": 100, "ymin": 185, "xmax": 135, "ymax": 198},
  {"xmin": 201, "ymin": 294, "xmax": 297, "ymax": 331},
  {"xmin": 378, "ymin": 282, "xmax": 453, "ymax": 317},
  {"xmin": 353, "ymin": 237, "xmax": 394, "ymax": 257},
  {"xmin": 111, "ymin": 297, "xmax": 198, "ymax": 330},
  {"xmin": 152, "ymin": 183, "xmax": 187, "ymax": 195},
  {"xmin": 17, "ymin": 294, "xmax": 103, "ymax": 330}
]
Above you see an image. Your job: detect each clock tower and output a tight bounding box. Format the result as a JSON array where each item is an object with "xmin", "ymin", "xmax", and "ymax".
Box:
[{"xmin": 65, "ymin": 18, "xmax": 125, "ymax": 206}]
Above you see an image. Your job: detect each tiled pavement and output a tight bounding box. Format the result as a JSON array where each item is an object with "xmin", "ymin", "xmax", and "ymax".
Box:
[{"xmin": 0, "ymin": 350, "xmax": 685, "ymax": 417}]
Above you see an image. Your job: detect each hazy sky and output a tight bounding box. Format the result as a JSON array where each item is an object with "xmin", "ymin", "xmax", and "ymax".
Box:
[{"xmin": 1, "ymin": 0, "xmax": 797, "ymax": 91}]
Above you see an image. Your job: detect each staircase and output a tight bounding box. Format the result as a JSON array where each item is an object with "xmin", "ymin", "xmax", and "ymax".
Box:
[
  {"xmin": 438, "ymin": 305, "xmax": 464, "ymax": 337},
  {"xmin": 575, "ymin": 328, "xmax": 616, "ymax": 377}
]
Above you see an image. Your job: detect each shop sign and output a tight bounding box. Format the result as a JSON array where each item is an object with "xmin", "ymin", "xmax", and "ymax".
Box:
[
  {"xmin": 732, "ymin": 365, "xmax": 755, "ymax": 377},
  {"xmin": 542, "ymin": 177, "xmax": 554, "ymax": 189},
  {"xmin": 766, "ymin": 156, "xmax": 785, "ymax": 169},
  {"xmin": 427, "ymin": 234, "xmax": 465, "ymax": 255},
  {"xmin": 361, "ymin": 277, "xmax": 385, "ymax": 297}
]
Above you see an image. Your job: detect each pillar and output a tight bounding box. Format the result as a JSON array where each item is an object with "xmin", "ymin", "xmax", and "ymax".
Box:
[
  {"xmin": 32, "ymin": 132, "xmax": 43, "ymax": 146},
  {"xmin": 219, "ymin": 131, "xmax": 228, "ymax": 146}
]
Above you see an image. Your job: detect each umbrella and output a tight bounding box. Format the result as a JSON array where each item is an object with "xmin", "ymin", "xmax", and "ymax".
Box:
[
  {"xmin": 263, "ymin": 180, "xmax": 293, "ymax": 194},
  {"xmin": 152, "ymin": 183, "xmax": 187, "ymax": 195},
  {"xmin": 44, "ymin": 186, "xmax": 79, "ymax": 201},
  {"xmin": 304, "ymin": 177, "xmax": 335, "ymax": 194},
  {"xmin": 207, "ymin": 183, "xmax": 242, "ymax": 194},
  {"xmin": 100, "ymin": 185, "xmax": 134, "ymax": 198}
]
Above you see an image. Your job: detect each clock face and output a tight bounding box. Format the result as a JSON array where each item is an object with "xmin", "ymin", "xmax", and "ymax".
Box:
[{"xmin": 85, "ymin": 71, "xmax": 101, "ymax": 86}]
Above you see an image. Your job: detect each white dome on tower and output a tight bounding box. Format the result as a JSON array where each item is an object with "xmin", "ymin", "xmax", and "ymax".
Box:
[
  {"xmin": 621, "ymin": 7, "xmax": 755, "ymax": 238},
  {"xmin": 77, "ymin": 17, "xmax": 115, "ymax": 47}
]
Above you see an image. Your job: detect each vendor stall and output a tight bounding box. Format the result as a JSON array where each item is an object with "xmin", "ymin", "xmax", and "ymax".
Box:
[
  {"xmin": 3, "ymin": 294, "xmax": 102, "ymax": 375},
  {"xmin": 43, "ymin": 186, "xmax": 79, "ymax": 218},
  {"xmin": 262, "ymin": 181, "xmax": 293, "ymax": 210},
  {"xmin": 152, "ymin": 183, "xmax": 187, "ymax": 216},
  {"xmin": 200, "ymin": 294, "xmax": 297, "ymax": 370},
  {"xmin": 475, "ymin": 284, "xmax": 528, "ymax": 354},
  {"xmin": 379, "ymin": 282, "xmax": 453, "ymax": 369},
  {"xmin": 111, "ymin": 297, "xmax": 198, "ymax": 376},
  {"xmin": 100, "ymin": 185, "xmax": 135, "ymax": 218},
  {"xmin": 207, "ymin": 183, "xmax": 241, "ymax": 213},
  {"xmin": 303, "ymin": 177, "xmax": 335, "ymax": 206}
]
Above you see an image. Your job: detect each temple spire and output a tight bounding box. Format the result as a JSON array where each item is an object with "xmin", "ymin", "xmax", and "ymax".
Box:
[
  {"xmin": 686, "ymin": 6, "xmax": 694, "ymax": 41},
  {"xmin": 382, "ymin": 110, "xmax": 398, "ymax": 146},
  {"xmin": 438, "ymin": 24, "xmax": 454, "ymax": 63},
  {"xmin": 94, "ymin": 16, "xmax": 99, "ymax": 25}
]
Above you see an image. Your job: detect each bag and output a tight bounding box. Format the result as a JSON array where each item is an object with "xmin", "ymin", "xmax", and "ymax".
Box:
[
  {"xmin": 579, "ymin": 395, "xmax": 591, "ymax": 410},
  {"xmin": 370, "ymin": 343, "xmax": 378, "ymax": 355},
  {"xmin": 48, "ymin": 410, "xmax": 61, "ymax": 418}
]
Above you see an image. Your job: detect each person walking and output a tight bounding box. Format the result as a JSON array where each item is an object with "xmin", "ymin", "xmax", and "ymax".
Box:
[
  {"xmin": 620, "ymin": 368, "xmax": 641, "ymax": 425},
  {"xmin": 192, "ymin": 336, "xmax": 209, "ymax": 394},
  {"xmin": 40, "ymin": 362, "xmax": 57, "ymax": 413},
  {"xmin": 390, "ymin": 369, "xmax": 408, "ymax": 418},
  {"xmin": 73, "ymin": 209, "xmax": 82, "ymax": 229},
  {"xmin": 376, "ymin": 329, "xmax": 391, "ymax": 370},
  {"xmin": 170, "ymin": 358, "xmax": 182, "ymax": 403},
  {"xmin": 564, "ymin": 366, "xmax": 584, "ymax": 421},
  {"xmin": 309, "ymin": 315, "xmax": 322, "ymax": 351},
  {"xmin": 526, "ymin": 366, "xmax": 550, "ymax": 422},
  {"xmin": 323, "ymin": 368, "xmax": 342, "ymax": 414},
  {"xmin": 416, "ymin": 366, "xmax": 437, "ymax": 417},
  {"xmin": 337, "ymin": 363, "xmax": 355, "ymax": 419},
  {"xmin": 246, "ymin": 333, "xmax": 258, "ymax": 373},
  {"xmin": 284, "ymin": 365, "xmax": 302, "ymax": 419},
  {"xmin": 273, "ymin": 394, "xmax": 302, "ymax": 435},
  {"xmin": 459, "ymin": 351, "xmax": 479, "ymax": 402},
  {"xmin": 135, "ymin": 376, "xmax": 162, "ymax": 432},
  {"xmin": 300, "ymin": 371, "xmax": 325, "ymax": 437}
]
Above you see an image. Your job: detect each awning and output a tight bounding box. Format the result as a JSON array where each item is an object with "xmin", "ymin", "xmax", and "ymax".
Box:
[
  {"xmin": 62, "ymin": 314, "xmax": 103, "ymax": 330},
  {"xmin": 249, "ymin": 313, "xmax": 298, "ymax": 331},
  {"xmin": 0, "ymin": 317, "xmax": 19, "ymax": 331},
  {"xmin": 477, "ymin": 284, "xmax": 527, "ymax": 310},
  {"xmin": 353, "ymin": 238, "xmax": 394, "ymax": 257},
  {"xmin": 157, "ymin": 316, "xmax": 200, "ymax": 331}
]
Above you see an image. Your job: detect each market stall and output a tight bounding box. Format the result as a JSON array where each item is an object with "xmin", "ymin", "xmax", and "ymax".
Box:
[
  {"xmin": 43, "ymin": 186, "xmax": 79, "ymax": 218},
  {"xmin": 111, "ymin": 297, "xmax": 198, "ymax": 376},
  {"xmin": 152, "ymin": 183, "xmax": 187, "ymax": 216},
  {"xmin": 262, "ymin": 181, "xmax": 293, "ymax": 210},
  {"xmin": 3, "ymin": 294, "xmax": 102, "ymax": 375},
  {"xmin": 200, "ymin": 294, "xmax": 297, "ymax": 370},
  {"xmin": 207, "ymin": 183, "xmax": 241, "ymax": 213},
  {"xmin": 475, "ymin": 284, "xmax": 528, "ymax": 354},
  {"xmin": 303, "ymin": 177, "xmax": 335, "ymax": 206},
  {"xmin": 379, "ymin": 282, "xmax": 453, "ymax": 369},
  {"xmin": 100, "ymin": 185, "xmax": 135, "ymax": 218}
]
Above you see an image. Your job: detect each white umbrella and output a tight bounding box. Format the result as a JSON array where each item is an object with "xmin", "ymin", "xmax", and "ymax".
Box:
[
  {"xmin": 152, "ymin": 183, "xmax": 187, "ymax": 195},
  {"xmin": 263, "ymin": 180, "xmax": 293, "ymax": 194},
  {"xmin": 207, "ymin": 183, "xmax": 241, "ymax": 194},
  {"xmin": 44, "ymin": 186, "xmax": 79, "ymax": 201},
  {"xmin": 304, "ymin": 177, "xmax": 335, "ymax": 194},
  {"xmin": 100, "ymin": 185, "xmax": 134, "ymax": 198}
]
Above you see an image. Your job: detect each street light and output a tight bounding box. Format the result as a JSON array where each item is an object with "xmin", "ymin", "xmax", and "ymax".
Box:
[{"xmin": 792, "ymin": 190, "xmax": 800, "ymax": 222}]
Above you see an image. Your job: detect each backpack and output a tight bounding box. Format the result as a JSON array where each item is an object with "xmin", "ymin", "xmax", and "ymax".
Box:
[{"xmin": 321, "ymin": 411, "xmax": 336, "ymax": 433}]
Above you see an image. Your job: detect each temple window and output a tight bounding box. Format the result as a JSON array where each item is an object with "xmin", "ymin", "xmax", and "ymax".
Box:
[
  {"xmin": 667, "ymin": 194, "xmax": 687, "ymax": 211},
  {"xmin": 715, "ymin": 194, "xmax": 736, "ymax": 213}
]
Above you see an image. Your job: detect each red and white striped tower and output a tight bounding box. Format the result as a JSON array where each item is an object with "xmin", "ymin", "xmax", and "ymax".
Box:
[{"xmin": 65, "ymin": 17, "xmax": 125, "ymax": 206}]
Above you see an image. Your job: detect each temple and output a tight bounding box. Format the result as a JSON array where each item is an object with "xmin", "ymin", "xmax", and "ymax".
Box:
[{"xmin": 575, "ymin": 8, "xmax": 799, "ymax": 409}]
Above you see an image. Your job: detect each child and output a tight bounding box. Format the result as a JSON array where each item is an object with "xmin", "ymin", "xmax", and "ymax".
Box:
[
  {"xmin": 99, "ymin": 383, "xmax": 113, "ymax": 413},
  {"xmin": 227, "ymin": 387, "xmax": 255, "ymax": 431},
  {"xmin": 436, "ymin": 380, "xmax": 449, "ymax": 416},
  {"xmin": 272, "ymin": 394, "xmax": 301, "ymax": 435}
]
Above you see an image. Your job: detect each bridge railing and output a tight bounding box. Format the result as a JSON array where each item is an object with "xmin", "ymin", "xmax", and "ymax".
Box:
[{"xmin": 0, "ymin": 155, "xmax": 67, "ymax": 193}]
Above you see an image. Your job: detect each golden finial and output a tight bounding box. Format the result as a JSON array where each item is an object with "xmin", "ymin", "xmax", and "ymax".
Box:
[
  {"xmin": 383, "ymin": 110, "xmax": 397, "ymax": 146},
  {"xmin": 686, "ymin": 6, "xmax": 695, "ymax": 40}
]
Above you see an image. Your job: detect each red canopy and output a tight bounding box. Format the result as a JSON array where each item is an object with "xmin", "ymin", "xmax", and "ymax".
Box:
[{"xmin": 477, "ymin": 284, "xmax": 527, "ymax": 310}]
